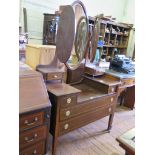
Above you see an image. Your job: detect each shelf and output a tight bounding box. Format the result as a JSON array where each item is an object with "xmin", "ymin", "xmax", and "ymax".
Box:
[{"xmin": 102, "ymin": 45, "xmax": 127, "ymax": 48}]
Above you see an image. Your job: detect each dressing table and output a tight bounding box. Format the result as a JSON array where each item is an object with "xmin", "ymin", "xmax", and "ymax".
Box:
[{"xmin": 44, "ymin": 1, "xmax": 121, "ymax": 155}]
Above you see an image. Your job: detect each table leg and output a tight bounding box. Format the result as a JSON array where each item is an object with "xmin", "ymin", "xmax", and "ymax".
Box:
[{"xmin": 107, "ymin": 114, "xmax": 114, "ymax": 130}]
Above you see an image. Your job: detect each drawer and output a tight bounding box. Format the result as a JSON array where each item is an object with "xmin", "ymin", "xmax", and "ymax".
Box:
[
  {"xmin": 121, "ymin": 78, "xmax": 135, "ymax": 86},
  {"xmin": 20, "ymin": 112, "xmax": 44, "ymax": 131},
  {"xmin": 47, "ymin": 72, "xmax": 64, "ymax": 81},
  {"xmin": 59, "ymin": 104, "xmax": 115, "ymax": 135},
  {"xmin": 59, "ymin": 95, "xmax": 77, "ymax": 108},
  {"xmin": 20, "ymin": 141, "xmax": 45, "ymax": 155},
  {"xmin": 60, "ymin": 94, "xmax": 116, "ymax": 121},
  {"xmin": 20, "ymin": 125, "xmax": 47, "ymax": 149}
]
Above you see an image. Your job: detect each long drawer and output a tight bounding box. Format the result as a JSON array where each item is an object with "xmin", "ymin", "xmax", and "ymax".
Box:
[
  {"xmin": 20, "ymin": 125, "xmax": 47, "ymax": 150},
  {"xmin": 20, "ymin": 112, "xmax": 44, "ymax": 131},
  {"xmin": 60, "ymin": 94, "xmax": 117, "ymax": 121},
  {"xmin": 59, "ymin": 104, "xmax": 115, "ymax": 135},
  {"xmin": 20, "ymin": 141, "xmax": 45, "ymax": 155}
]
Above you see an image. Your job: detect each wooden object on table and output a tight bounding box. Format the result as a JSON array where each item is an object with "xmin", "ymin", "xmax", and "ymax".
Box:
[
  {"xmin": 116, "ymin": 128, "xmax": 135, "ymax": 155},
  {"xmin": 19, "ymin": 70, "xmax": 51, "ymax": 155}
]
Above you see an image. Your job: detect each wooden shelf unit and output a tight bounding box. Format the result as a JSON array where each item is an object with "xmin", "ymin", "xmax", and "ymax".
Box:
[{"xmin": 89, "ymin": 17, "xmax": 133, "ymax": 60}]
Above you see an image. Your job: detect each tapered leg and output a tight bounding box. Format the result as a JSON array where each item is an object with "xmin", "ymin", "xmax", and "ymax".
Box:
[
  {"xmin": 107, "ymin": 114, "xmax": 114, "ymax": 131},
  {"xmin": 52, "ymin": 134, "xmax": 58, "ymax": 155}
]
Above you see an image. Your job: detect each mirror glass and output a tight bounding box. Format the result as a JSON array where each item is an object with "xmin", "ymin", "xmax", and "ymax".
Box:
[{"xmin": 66, "ymin": 1, "xmax": 88, "ymax": 70}]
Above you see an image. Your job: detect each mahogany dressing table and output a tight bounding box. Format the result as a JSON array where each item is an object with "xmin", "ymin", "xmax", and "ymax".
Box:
[{"xmin": 43, "ymin": 1, "xmax": 121, "ymax": 155}]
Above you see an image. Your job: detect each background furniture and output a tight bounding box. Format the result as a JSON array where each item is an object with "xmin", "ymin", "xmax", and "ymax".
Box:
[
  {"xmin": 43, "ymin": 13, "xmax": 59, "ymax": 45},
  {"xmin": 123, "ymin": 85, "xmax": 135, "ymax": 109},
  {"xmin": 19, "ymin": 70, "xmax": 51, "ymax": 155},
  {"xmin": 25, "ymin": 44, "xmax": 56, "ymax": 69},
  {"xmin": 116, "ymin": 128, "xmax": 135, "ymax": 155},
  {"xmin": 89, "ymin": 16, "xmax": 133, "ymax": 60},
  {"xmin": 104, "ymin": 69, "xmax": 135, "ymax": 109}
]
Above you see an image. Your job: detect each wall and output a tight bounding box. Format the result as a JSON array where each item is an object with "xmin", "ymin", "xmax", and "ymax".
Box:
[{"xmin": 20, "ymin": 0, "xmax": 135, "ymax": 56}]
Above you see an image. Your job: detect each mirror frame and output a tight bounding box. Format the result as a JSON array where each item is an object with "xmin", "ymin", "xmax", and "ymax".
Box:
[{"xmin": 65, "ymin": 0, "xmax": 89, "ymax": 70}]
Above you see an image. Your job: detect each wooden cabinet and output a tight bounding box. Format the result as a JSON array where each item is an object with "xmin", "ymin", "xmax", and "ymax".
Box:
[
  {"xmin": 89, "ymin": 17, "xmax": 133, "ymax": 60},
  {"xmin": 42, "ymin": 13, "xmax": 59, "ymax": 45},
  {"xmin": 19, "ymin": 70, "xmax": 51, "ymax": 155}
]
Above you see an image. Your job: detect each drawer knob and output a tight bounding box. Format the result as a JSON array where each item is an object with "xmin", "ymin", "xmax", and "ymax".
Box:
[
  {"xmin": 33, "ymin": 149, "xmax": 37, "ymax": 154},
  {"xmin": 64, "ymin": 124, "xmax": 69, "ymax": 130},
  {"xmin": 111, "ymin": 87, "xmax": 115, "ymax": 92},
  {"xmin": 24, "ymin": 133, "xmax": 37, "ymax": 143},
  {"xmin": 67, "ymin": 98, "xmax": 71, "ymax": 104},
  {"xmin": 54, "ymin": 75, "xmax": 58, "ymax": 78},
  {"xmin": 24, "ymin": 117, "xmax": 38, "ymax": 126},
  {"xmin": 111, "ymin": 97, "xmax": 114, "ymax": 102},
  {"xmin": 109, "ymin": 107, "xmax": 112, "ymax": 112},
  {"xmin": 65, "ymin": 110, "xmax": 71, "ymax": 116}
]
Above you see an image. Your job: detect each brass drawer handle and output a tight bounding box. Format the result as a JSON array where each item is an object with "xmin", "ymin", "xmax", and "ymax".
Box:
[
  {"xmin": 67, "ymin": 98, "xmax": 71, "ymax": 104},
  {"xmin": 33, "ymin": 149, "xmax": 37, "ymax": 154},
  {"xmin": 109, "ymin": 107, "xmax": 112, "ymax": 112},
  {"xmin": 64, "ymin": 124, "xmax": 69, "ymax": 130},
  {"xmin": 24, "ymin": 133, "xmax": 38, "ymax": 143},
  {"xmin": 24, "ymin": 117, "xmax": 38, "ymax": 126},
  {"xmin": 65, "ymin": 110, "xmax": 71, "ymax": 117},
  {"xmin": 54, "ymin": 75, "xmax": 58, "ymax": 78},
  {"xmin": 111, "ymin": 97, "xmax": 114, "ymax": 102}
]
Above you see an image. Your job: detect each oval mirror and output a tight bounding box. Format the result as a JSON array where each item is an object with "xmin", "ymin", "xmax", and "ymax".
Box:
[
  {"xmin": 56, "ymin": 5, "xmax": 75, "ymax": 63},
  {"xmin": 66, "ymin": 0, "xmax": 89, "ymax": 70}
]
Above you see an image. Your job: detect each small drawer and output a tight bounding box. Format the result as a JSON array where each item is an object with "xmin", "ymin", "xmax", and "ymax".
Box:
[
  {"xmin": 20, "ymin": 125, "xmax": 47, "ymax": 149},
  {"xmin": 59, "ymin": 95, "xmax": 77, "ymax": 108},
  {"xmin": 20, "ymin": 112, "xmax": 44, "ymax": 131},
  {"xmin": 47, "ymin": 72, "xmax": 63, "ymax": 81},
  {"xmin": 20, "ymin": 141, "xmax": 45, "ymax": 155}
]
